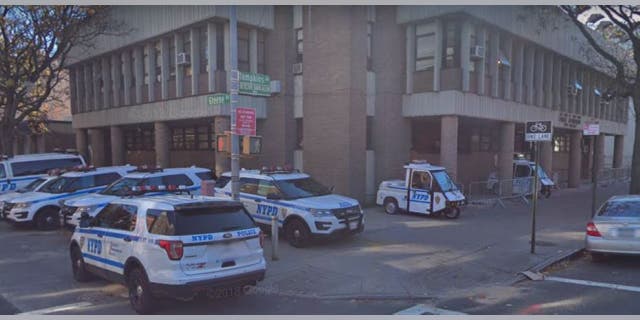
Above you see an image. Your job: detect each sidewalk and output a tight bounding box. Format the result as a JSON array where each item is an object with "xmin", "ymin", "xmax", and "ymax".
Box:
[{"xmin": 257, "ymin": 181, "xmax": 629, "ymax": 302}]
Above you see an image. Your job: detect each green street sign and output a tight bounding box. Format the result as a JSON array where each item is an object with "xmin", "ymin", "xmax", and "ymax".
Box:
[
  {"xmin": 208, "ymin": 93, "xmax": 230, "ymax": 106},
  {"xmin": 239, "ymin": 72, "xmax": 271, "ymax": 97}
]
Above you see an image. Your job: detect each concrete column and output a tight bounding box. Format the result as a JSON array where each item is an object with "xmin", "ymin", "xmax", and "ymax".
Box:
[
  {"xmin": 249, "ymin": 28, "xmax": 258, "ymax": 73},
  {"xmin": 577, "ymin": 69, "xmax": 584, "ymax": 115},
  {"xmin": 146, "ymin": 43, "xmax": 156, "ymax": 101},
  {"xmin": 207, "ymin": 22, "xmax": 218, "ymax": 92},
  {"xmin": 190, "ymin": 28, "xmax": 201, "ymax": 95},
  {"xmin": 460, "ymin": 21, "xmax": 472, "ymax": 92},
  {"xmin": 110, "ymin": 126, "xmax": 125, "ymax": 165},
  {"xmin": 122, "ymin": 51, "xmax": 132, "ymax": 105},
  {"xmin": 535, "ymin": 49, "xmax": 544, "ymax": 106},
  {"xmin": 540, "ymin": 140, "xmax": 553, "ymax": 174},
  {"xmin": 111, "ymin": 54, "xmax": 122, "ymax": 107},
  {"xmin": 440, "ymin": 116, "xmax": 459, "ymax": 180},
  {"xmin": 161, "ymin": 37, "xmax": 170, "ymax": 100},
  {"xmin": 405, "ymin": 24, "xmax": 415, "ymax": 94},
  {"xmin": 83, "ymin": 64, "xmax": 92, "ymax": 111},
  {"xmin": 594, "ymin": 76, "xmax": 601, "ymax": 119},
  {"xmin": 560, "ymin": 59, "xmax": 568, "ymax": 111},
  {"xmin": 613, "ymin": 135, "xmax": 624, "ymax": 168},
  {"xmin": 525, "ymin": 45, "xmax": 535, "ymax": 105},
  {"xmin": 175, "ymin": 32, "xmax": 184, "ymax": 98},
  {"xmin": 101, "ymin": 57, "xmax": 111, "ymax": 108},
  {"xmin": 568, "ymin": 130, "xmax": 582, "ymax": 188},
  {"xmin": 568, "ymin": 63, "xmax": 576, "ymax": 113},
  {"xmin": 514, "ymin": 41, "xmax": 524, "ymax": 103},
  {"xmin": 75, "ymin": 129, "xmax": 89, "ymax": 161},
  {"xmin": 503, "ymin": 36, "xmax": 513, "ymax": 100},
  {"xmin": 476, "ymin": 27, "xmax": 486, "ymax": 95},
  {"xmin": 433, "ymin": 19, "xmax": 443, "ymax": 92},
  {"xmin": 88, "ymin": 128, "xmax": 106, "ymax": 167},
  {"xmin": 154, "ymin": 121, "xmax": 170, "ymax": 168},
  {"xmin": 92, "ymin": 61, "xmax": 100, "ymax": 109},
  {"xmin": 498, "ymin": 122, "xmax": 515, "ymax": 183},
  {"xmin": 134, "ymin": 46, "xmax": 144, "ymax": 104},
  {"xmin": 214, "ymin": 116, "xmax": 230, "ymax": 176},
  {"xmin": 544, "ymin": 52, "xmax": 553, "ymax": 108},
  {"xmin": 75, "ymin": 67, "xmax": 84, "ymax": 113},
  {"xmin": 490, "ymin": 31, "xmax": 500, "ymax": 98},
  {"xmin": 553, "ymin": 55, "xmax": 562, "ymax": 109}
]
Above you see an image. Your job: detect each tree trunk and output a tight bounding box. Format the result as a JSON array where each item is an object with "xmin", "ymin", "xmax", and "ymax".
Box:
[
  {"xmin": 630, "ymin": 95, "xmax": 640, "ymax": 194},
  {"xmin": 0, "ymin": 123, "xmax": 15, "ymax": 158}
]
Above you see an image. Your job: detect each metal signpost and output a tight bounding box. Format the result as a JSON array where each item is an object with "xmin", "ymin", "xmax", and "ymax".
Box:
[
  {"xmin": 229, "ymin": 6, "xmax": 240, "ymax": 201},
  {"xmin": 584, "ymin": 122, "xmax": 600, "ymax": 218},
  {"xmin": 525, "ymin": 121, "xmax": 553, "ymax": 254}
]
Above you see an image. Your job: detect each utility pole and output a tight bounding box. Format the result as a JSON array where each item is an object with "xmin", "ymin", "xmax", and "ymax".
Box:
[
  {"xmin": 229, "ymin": 6, "xmax": 240, "ymax": 201},
  {"xmin": 530, "ymin": 141, "xmax": 539, "ymax": 254},
  {"xmin": 591, "ymin": 134, "xmax": 598, "ymax": 218}
]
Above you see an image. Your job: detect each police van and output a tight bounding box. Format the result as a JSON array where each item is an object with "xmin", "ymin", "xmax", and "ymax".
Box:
[
  {"xmin": 0, "ymin": 176, "xmax": 58, "ymax": 219},
  {"xmin": 61, "ymin": 166, "xmax": 213, "ymax": 228},
  {"xmin": 0, "ymin": 152, "xmax": 85, "ymax": 194},
  {"xmin": 4, "ymin": 165, "xmax": 135, "ymax": 230},
  {"xmin": 215, "ymin": 166, "xmax": 364, "ymax": 248},
  {"xmin": 69, "ymin": 191, "xmax": 266, "ymax": 314}
]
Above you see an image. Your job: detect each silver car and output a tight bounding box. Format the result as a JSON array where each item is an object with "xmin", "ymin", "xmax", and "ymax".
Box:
[{"xmin": 586, "ymin": 195, "xmax": 640, "ymax": 261}]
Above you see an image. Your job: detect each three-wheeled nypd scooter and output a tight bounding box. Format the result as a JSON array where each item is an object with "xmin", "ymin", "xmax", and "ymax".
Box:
[
  {"xmin": 486, "ymin": 154, "xmax": 555, "ymax": 198},
  {"xmin": 376, "ymin": 160, "xmax": 466, "ymax": 219}
]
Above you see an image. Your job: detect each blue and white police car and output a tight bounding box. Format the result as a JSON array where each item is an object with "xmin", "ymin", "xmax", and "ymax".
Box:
[
  {"xmin": 4, "ymin": 165, "xmax": 135, "ymax": 230},
  {"xmin": 69, "ymin": 191, "xmax": 266, "ymax": 314},
  {"xmin": 215, "ymin": 166, "xmax": 364, "ymax": 248},
  {"xmin": 61, "ymin": 166, "xmax": 213, "ymax": 228},
  {"xmin": 0, "ymin": 152, "xmax": 85, "ymax": 194},
  {"xmin": 0, "ymin": 176, "xmax": 57, "ymax": 219}
]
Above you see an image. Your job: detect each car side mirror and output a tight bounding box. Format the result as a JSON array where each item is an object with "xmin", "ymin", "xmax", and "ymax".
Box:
[
  {"xmin": 266, "ymin": 193, "xmax": 282, "ymax": 200},
  {"xmin": 79, "ymin": 212, "xmax": 92, "ymax": 228}
]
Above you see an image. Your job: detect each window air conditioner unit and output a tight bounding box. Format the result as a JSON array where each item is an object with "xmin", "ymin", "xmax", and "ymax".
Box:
[
  {"xmin": 292, "ymin": 62, "xmax": 303, "ymax": 75},
  {"xmin": 470, "ymin": 45, "xmax": 485, "ymax": 60},
  {"xmin": 177, "ymin": 52, "xmax": 191, "ymax": 65}
]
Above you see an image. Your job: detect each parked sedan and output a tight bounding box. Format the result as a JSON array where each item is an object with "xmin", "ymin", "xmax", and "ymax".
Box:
[{"xmin": 586, "ymin": 195, "xmax": 640, "ymax": 261}]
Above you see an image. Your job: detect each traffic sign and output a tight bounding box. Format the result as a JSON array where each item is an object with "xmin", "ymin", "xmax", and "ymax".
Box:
[
  {"xmin": 239, "ymin": 72, "xmax": 271, "ymax": 96},
  {"xmin": 583, "ymin": 122, "xmax": 600, "ymax": 136},
  {"xmin": 235, "ymin": 107, "xmax": 256, "ymax": 136},
  {"xmin": 525, "ymin": 121, "xmax": 553, "ymax": 142}
]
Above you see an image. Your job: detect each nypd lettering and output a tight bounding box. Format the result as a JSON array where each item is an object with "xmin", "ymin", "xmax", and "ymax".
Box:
[{"xmin": 257, "ymin": 204, "xmax": 278, "ymax": 216}]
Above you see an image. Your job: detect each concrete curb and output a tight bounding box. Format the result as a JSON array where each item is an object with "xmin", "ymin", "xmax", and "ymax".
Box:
[{"xmin": 511, "ymin": 247, "xmax": 585, "ymax": 285}]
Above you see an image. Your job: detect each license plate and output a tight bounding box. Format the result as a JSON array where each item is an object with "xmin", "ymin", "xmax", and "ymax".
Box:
[
  {"xmin": 349, "ymin": 221, "xmax": 358, "ymax": 230},
  {"xmin": 617, "ymin": 228, "xmax": 636, "ymax": 238}
]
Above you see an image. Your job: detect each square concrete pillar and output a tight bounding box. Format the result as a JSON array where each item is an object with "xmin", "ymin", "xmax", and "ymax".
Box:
[
  {"xmin": 498, "ymin": 122, "xmax": 515, "ymax": 181},
  {"xmin": 489, "ymin": 31, "xmax": 500, "ymax": 98},
  {"xmin": 101, "ymin": 57, "xmax": 111, "ymax": 108},
  {"xmin": 75, "ymin": 129, "xmax": 89, "ymax": 161},
  {"xmin": 122, "ymin": 51, "xmax": 132, "ymax": 105},
  {"xmin": 568, "ymin": 130, "xmax": 582, "ymax": 188},
  {"xmin": 540, "ymin": 140, "xmax": 553, "ymax": 175},
  {"xmin": 613, "ymin": 135, "xmax": 624, "ymax": 168},
  {"xmin": 405, "ymin": 25, "xmax": 415, "ymax": 94},
  {"xmin": 110, "ymin": 126, "xmax": 125, "ymax": 165},
  {"xmin": 476, "ymin": 27, "xmax": 487, "ymax": 95},
  {"xmin": 433, "ymin": 19, "xmax": 443, "ymax": 92},
  {"xmin": 146, "ymin": 43, "xmax": 157, "ymax": 102},
  {"xmin": 190, "ymin": 28, "xmax": 201, "ymax": 95},
  {"xmin": 111, "ymin": 54, "xmax": 122, "ymax": 107},
  {"xmin": 154, "ymin": 122, "xmax": 170, "ymax": 168},
  {"xmin": 88, "ymin": 128, "xmax": 107, "ymax": 167},
  {"xmin": 514, "ymin": 41, "xmax": 524, "ymax": 103},
  {"xmin": 440, "ymin": 116, "xmax": 459, "ymax": 180},
  {"xmin": 460, "ymin": 21, "xmax": 472, "ymax": 92},
  {"xmin": 134, "ymin": 46, "xmax": 144, "ymax": 104},
  {"xmin": 214, "ymin": 116, "xmax": 230, "ymax": 176}
]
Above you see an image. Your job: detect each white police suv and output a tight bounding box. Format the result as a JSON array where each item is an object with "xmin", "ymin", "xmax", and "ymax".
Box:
[
  {"xmin": 215, "ymin": 166, "xmax": 364, "ymax": 248},
  {"xmin": 0, "ymin": 176, "xmax": 57, "ymax": 219},
  {"xmin": 69, "ymin": 192, "xmax": 266, "ymax": 314},
  {"xmin": 0, "ymin": 152, "xmax": 85, "ymax": 194},
  {"xmin": 4, "ymin": 165, "xmax": 135, "ymax": 230},
  {"xmin": 61, "ymin": 166, "xmax": 213, "ymax": 228}
]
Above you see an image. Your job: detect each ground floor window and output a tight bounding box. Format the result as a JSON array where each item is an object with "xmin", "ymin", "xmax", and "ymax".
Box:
[
  {"xmin": 170, "ymin": 123, "xmax": 215, "ymax": 151},
  {"xmin": 554, "ymin": 135, "xmax": 570, "ymax": 153},
  {"xmin": 124, "ymin": 127, "xmax": 155, "ymax": 151}
]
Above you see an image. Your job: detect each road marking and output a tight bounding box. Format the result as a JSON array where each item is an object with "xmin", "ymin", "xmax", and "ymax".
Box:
[
  {"xmin": 17, "ymin": 302, "xmax": 93, "ymax": 315},
  {"xmin": 394, "ymin": 304, "xmax": 467, "ymax": 315},
  {"xmin": 545, "ymin": 276, "xmax": 640, "ymax": 293}
]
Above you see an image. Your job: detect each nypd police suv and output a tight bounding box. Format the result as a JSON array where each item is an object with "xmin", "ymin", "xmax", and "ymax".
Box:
[
  {"xmin": 215, "ymin": 166, "xmax": 364, "ymax": 248},
  {"xmin": 4, "ymin": 165, "xmax": 134, "ymax": 230},
  {"xmin": 0, "ymin": 176, "xmax": 57, "ymax": 219},
  {"xmin": 69, "ymin": 191, "xmax": 266, "ymax": 314},
  {"xmin": 0, "ymin": 152, "xmax": 85, "ymax": 194},
  {"xmin": 61, "ymin": 166, "xmax": 213, "ymax": 228}
]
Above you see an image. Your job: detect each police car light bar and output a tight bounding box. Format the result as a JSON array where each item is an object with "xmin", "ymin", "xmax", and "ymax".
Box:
[
  {"xmin": 259, "ymin": 164, "xmax": 298, "ymax": 174},
  {"xmin": 135, "ymin": 165, "xmax": 163, "ymax": 173},
  {"xmin": 127, "ymin": 184, "xmax": 189, "ymax": 195}
]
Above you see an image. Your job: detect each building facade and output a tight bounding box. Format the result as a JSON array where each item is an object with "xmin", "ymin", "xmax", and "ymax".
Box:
[{"xmin": 68, "ymin": 6, "xmax": 630, "ymax": 203}]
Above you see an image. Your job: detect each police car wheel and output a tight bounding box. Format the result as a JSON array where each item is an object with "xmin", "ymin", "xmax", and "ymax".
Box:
[
  {"xmin": 284, "ymin": 219, "xmax": 311, "ymax": 248},
  {"xmin": 70, "ymin": 246, "xmax": 92, "ymax": 282},
  {"xmin": 127, "ymin": 268, "xmax": 157, "ymax": 314},
  {"xmin": 35, "ymin": 208, "xmax": 61, "ymax": 231},
  {"xmin": 383, "ymin": 198, "xmax": 398, "ymax": 215},
  {"xmin": 443, "ymin": 207, "xmax": 460, "ymax": 219}
]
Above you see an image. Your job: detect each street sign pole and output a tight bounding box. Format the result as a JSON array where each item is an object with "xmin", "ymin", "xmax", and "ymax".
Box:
[
  {"xmin": 524, "ymin": 120, "xmax": 552, "ymax": 254},
  {"xmin": 591, "ymin": 134, "xmax": 598, "ymax": 218},
  {"xmin": 531, "ymin": 141, "xmax": 539, "ymax": 254},
  {"xmin": 229, "ymin": 6, "xmax": 240, "ymax": 201}
]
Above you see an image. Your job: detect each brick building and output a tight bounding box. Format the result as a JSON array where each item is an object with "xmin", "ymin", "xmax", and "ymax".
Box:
[{"xmin": 67, "ymin": 6, "xmax": 630, "ymax": 203}]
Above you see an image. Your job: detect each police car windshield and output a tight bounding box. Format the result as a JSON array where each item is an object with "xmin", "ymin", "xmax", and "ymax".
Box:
[
  {"xmin": 432, "ymin": 170, "xmax": 457, "ymax": 192},
  {"xmin": 101, "ymin": 178, "xmax": 144, "ymax": 196},
  {"xmin": 40, "ymin": 177, "xmax": 73, "ymax": 194},
  {"xmin": 17, "ymin": 178, "xmax": 46, "ymax": 193},
  {"xmin": 273, "ymin": 177, "xmax": 331, "ymax": 200},
  {"xmin": 146, "ymin": 205, "xmax": 255, "ymax": 236}
]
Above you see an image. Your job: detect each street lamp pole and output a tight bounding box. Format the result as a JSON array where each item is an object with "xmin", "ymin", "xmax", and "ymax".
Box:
[{"xmin": 229, "ymin": 6, "xmax": 240, "ymax": 201}]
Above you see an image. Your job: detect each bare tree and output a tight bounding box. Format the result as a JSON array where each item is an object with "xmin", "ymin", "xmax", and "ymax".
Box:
[{"xmin": 0, "ymin": 6, "xmax": 121, "ymax": 156}]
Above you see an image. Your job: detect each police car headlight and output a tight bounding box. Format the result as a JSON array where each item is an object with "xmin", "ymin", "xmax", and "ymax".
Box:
[
  {"xmin": 310, "ymin": 208, "xmax": 333, "ymax": 217},
  {"xmin": 76, "ymin": 205, "xmax": 98, "ymax": 215},
  {"xmin": 14, "ymin": 202, "xmax": 31, "ymax": 209}
]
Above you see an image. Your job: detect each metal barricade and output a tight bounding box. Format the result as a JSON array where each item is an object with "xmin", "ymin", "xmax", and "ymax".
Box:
[{"xmin": 467, "ymin": 176, "xmax": 534, "ymax": 208}]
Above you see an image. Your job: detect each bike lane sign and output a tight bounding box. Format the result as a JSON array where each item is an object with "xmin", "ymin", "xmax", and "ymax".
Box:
[{"xmin": 525, "ymin": 121, "xmax": 552, "ymax": 142}]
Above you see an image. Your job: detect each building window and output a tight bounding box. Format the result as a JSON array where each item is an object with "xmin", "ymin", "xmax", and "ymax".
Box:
[
  {"xmin": 143, "ymin": 47, "xmax": 149, "ymax": 85},
  {"xmin": 169, "ymin": 36, "xmax": 176, "ymax": 80},
  {"xmin": 216, "ymin": 23, "xmax": 225, "ymax": 70},
  {"xmin": 469, "ymin": 26, "xmax": 477, "ymax": 73},
  {"xmin": 367, "ymin": 22, "xmax": 373, "ymax": 71},
  {"xmin": 554, "ymin": 135, "xmax": 570, "ymax": 153},
  {"xmin": 415, "ymin": 22, "xmax": 436, "ymax": 71},
  {"xmin": 442, "ymin": 19, "xmax": 460, "ymax": 69},
  {"xmin": 124, "ymin": 127, "xmax": 155, "ymax": 151},
  {"xmin": 171, "ymin": 124, "xmax": 215, "ymax": 150},
  {"xmin": 238, "ymin": 27, "xmax": 250, "ymax": 72},
  {"xmin": 199, "ymin": 26, "xmax": 208, "ymax": 74},
  {"xmin": 130, "ymin": 50, "xmax": 136, "ymax": 90},
  {"xmin": 258, "ymin": 30, "xmax": 266, "ymax": 73},
  {"xmin": 155, "ymin": 41, "xmax": 162, "ymax": 83},
  {"xmin": 295, "ymin": 27, "xmax": 303, "ymax": 63},
  {"xmin": 182, "ymin": 31, "xmax": 192, "ymax": 77}
]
